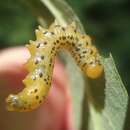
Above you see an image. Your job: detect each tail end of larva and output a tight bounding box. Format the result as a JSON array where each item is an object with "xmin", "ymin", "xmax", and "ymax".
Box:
[
  {"xmin": 6, "ymin": 94, "xmax": 21, "ymax": 111},
  {"xmin": 86, "ymin": 64, "xmax": 103, "ymax": 79}
]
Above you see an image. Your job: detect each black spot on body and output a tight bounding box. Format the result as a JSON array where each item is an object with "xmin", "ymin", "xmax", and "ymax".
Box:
[
  {"xmin": 86, "ymin": 42, "xmax": 89, "ymax": 45},
  {"xmin": 44, "ymin": 78, "xmax": 47, "ymax": 82},
  {"xmin": 55, "ymin": 25, "xmax": 61, "ymax": 27},
  {"xmin": 44, "ymin": 42, "xmax": 47, "ymax": 45},
  {"xmin": 72, "ymin": 42, "xmax": 75, "ymax": 47},
  {"xmin": 89, "ymin": 61, "xmax": 95, "ymax": 65},
  {"xmin": 44, "ymin": 78, "xmax": 49, "ymax": 85},
  {"xmin": 90, "ymin": 50, "xmax": 94, "ymax": 55},
  {"xmin": 39, "ymin": 100, "xmax": 42, "ymax": 104},
  {"xmin": 52, "ymin": 47, "xmax": 55, "ymax": 51},
  {"xmin": 43, "ymin": 31, "xmax": 48, "ymax": 34},
  {"xmin": 66, "ymin": 41, "xmax": 69, "ymax": 44},
  {"xmin": 59, "ymin": 37, "xmax": 62, "ymax": 40},
  {"xmin": 62, "ymin": 36, "xmax": 66, "ymax": 40},
  {"xmin": 51, "ymin": 32, "xmax": 54, "ymax": 35},
  {"xmin": 56, "ymin": 40, "xmax": 59, "ymax": 43},
  {"xmin": 34, "ymin": 89, "xmax": 38, "ymax": 93},
  {"xmin": 75, "ymin": 47, "xmax": 80, "ymax": 51},
  {"xmin": 83, "ymin": 50, "xmax": 87, "ymax": 54},
  {"xmin": 34, "ymin": 60, "xmax": 38, "ymax": 65},
  {"xmin": 82, "ymin": 63, "xmax": 87, "ymax": 67},
  {"xmin": 47, "ymin": 75, "xmax": 50, "ymax": 80},
  {"xmin": 39, "ymin": 72, "xmax": 43, "ymax": 78},
  {"xmin": 61, "ymin": 27, "xmax": 65, "ymax": 31},
  {"xmin": 41, "ymin": 55, "xmax": 44, "ymax": 60},
  {"xmin": 78, "ymin": 44, "xmax": 82, "ymax": 47},
  {"xmin": 36, "ymin": 96, "xmax": 39, "ymax": 99},
  {"xmin": 70, "ymin": 36, "xmax": 73, "ymax": 40},
  {"xmin": 32, "ymin": 76, "xmax": 36, "ymax": 81},
  {"xmin": 36, "ymin": 43, "xmax": 40, "ymax": 48}
]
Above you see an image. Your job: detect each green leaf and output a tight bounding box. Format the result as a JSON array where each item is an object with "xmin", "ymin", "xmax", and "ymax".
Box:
[
  {"xmin": 23, "ymin": 0, "xmax": 129, "ymax": 130},
  {"xmin": 86, "ymin": 55, "xmax": 128, "ymax": 130}
]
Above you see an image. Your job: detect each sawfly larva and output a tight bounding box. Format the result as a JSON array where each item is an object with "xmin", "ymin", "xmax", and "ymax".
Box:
[{"xmin": 6, "ymin": 21, "xmax": 103, "ymax": 112}]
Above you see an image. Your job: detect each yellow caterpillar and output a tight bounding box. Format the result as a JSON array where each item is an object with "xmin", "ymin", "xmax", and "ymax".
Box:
[{"xmin": 6, "ymin": 21, "xmax": 103, "ymax": 112}]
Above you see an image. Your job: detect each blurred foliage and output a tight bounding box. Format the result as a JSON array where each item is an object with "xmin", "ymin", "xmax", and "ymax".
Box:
[
  {"xmin": 0, "ymin": 0, "xmax": 130, "ymax": 93},
  {"xmin": 0, "ymin": 0, "xmax": 37, "ymax": 47}
]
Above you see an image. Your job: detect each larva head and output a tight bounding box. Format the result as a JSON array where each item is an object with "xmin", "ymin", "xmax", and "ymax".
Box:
[
  {"xmin": 86, "ymin": 64, "xmax": 103, "ymax": 79},
  {"xmin": 6, "ymin": 94, "xmax": 23, "ymax": 111}
]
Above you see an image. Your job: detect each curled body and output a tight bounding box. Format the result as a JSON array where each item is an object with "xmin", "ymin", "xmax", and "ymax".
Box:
[{"xmin": 6, "ymin": 21, "xmax": 103, "ymax": 112}]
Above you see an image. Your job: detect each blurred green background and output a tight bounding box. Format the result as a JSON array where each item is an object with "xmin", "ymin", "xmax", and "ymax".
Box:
[{"xmin": 0, "ymin": 0, "xmax": 130, "ymax": 93}]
